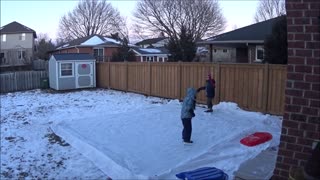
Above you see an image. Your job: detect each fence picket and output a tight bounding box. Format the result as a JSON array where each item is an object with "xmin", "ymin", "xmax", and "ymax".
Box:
[
  {"xmin": 0, "ymin": 71, "xmax": 48, "ymax": 93},
  {"xmin": 96, "ymin": 62, "xmax": 286, "ymax": 115}
]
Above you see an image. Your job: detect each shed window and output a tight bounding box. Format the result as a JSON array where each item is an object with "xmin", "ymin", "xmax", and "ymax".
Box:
[
  {"xmin": 255, "ymin": 46, "xmax": 264, "ymax": 62},
  {"xmin": 60, "ymin": 63, "xmax": 73, "ymax": 77}
]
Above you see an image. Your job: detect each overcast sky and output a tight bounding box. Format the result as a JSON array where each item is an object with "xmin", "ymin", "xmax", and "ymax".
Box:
[{"xmin": 1, "ymin": 0, "xmax": 259, "ymax": 41}]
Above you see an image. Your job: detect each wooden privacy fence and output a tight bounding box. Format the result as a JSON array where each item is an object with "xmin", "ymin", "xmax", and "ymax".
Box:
[
  {"xmin": 96, "ymin": 62, "xmax": 287, "ymax": 115},
  {"xmin": 0, "ymin": 71, "xmax": 48, "ymax": 93}
]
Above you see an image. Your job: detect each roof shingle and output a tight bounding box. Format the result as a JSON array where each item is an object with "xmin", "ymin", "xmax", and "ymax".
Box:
[
  {"xmin": 0, "ymin": 21, "xmax": 37, "ymax": 38},
  {"xmin": 52, "ymin": 53, "xmax": 95, "ymax": 61},
  {"xmin": 201, "ymin": 16, "xmax": 284, "ymax": 44}
]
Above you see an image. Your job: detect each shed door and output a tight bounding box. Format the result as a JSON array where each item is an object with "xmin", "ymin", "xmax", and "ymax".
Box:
[{"xmin": 75, "ymin": 62, "xmax": 94, "ymax": 88}]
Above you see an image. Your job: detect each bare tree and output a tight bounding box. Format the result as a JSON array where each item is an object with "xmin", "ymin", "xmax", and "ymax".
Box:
[
  {"xmin": 254, "ymin": 0, "xmax": 286, "ymax": 22},
  {"xmin": 57, "ymin": 0, "xmax": 126, "ymax": 41},
  {"xmin": 133, "ymin": 0, "xmax": 226, "ymax": 42}
]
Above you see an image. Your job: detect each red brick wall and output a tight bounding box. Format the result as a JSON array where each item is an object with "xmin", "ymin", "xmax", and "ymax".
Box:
[
  {"xmin": 54, "ymin": 47, "xmax": 93, "ymax": 54},
  {"xmin": 104, "ymin": 47, "xmax": 119, "ymax": 57},
  {"xmin": 273, "ymin": 0, "xmax": 320, "ymax": 179}
]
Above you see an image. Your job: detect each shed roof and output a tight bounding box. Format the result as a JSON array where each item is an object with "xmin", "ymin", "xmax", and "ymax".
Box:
[
  {"xmin": 52, "ymin": 53, "xmax": 95, "ymax": 61},
  {"xmin": 55, "ymin": 34, "xmax": 123, "ymax": 50},
  {"xmin": 199, "ymin": 16, "xmax": 284, "ymax": 44},
  {"xmin": 0, "ymin": 21, "xmax": 37, "ymax": 38}
]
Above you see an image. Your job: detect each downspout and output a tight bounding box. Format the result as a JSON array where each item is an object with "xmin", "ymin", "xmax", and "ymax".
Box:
[
  {"xmin": 75, "ymin": 46, "xmax": 79, "ymax": 53},
  {"xmin": 246, "ymin": 43, "xmax": 251, "ymax": 63},
  {"xmin": 209, "ymin": 44, "xmax": 213, "ymax": 62}
]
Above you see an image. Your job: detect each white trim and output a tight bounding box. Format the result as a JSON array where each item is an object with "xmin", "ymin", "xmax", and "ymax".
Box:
[
  {"xmin": 59, "ymin": 62, "xmax": 74, "ymax": 78},
  {"xmin": 2, "ymin": 34, "xmax": 6, "ymax": 42},
  {"xmin": 198, "ymin": 40, "xmax": 264, "ymax": 44},
  {"xmin": 255, "ymin": 45, "xmax": 264, "ymax": 62},
  {"xmin": 56, "ymin": 62, "xmax": 59, "ymax": 90}
]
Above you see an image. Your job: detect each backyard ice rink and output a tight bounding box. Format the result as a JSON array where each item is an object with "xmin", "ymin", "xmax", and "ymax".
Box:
[{"xmin": 1, "ymin": 89, "xmax": 282, "ymax": 179}]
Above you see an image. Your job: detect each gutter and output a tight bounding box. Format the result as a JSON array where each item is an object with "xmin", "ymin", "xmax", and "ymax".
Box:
[{"xmin": 197, "ymin": 40, "xmax": 264, "ymax": 45}]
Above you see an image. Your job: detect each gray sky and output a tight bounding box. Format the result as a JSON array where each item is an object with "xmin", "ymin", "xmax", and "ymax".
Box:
[{"xmin": 1, "ymin": 0, "xmax": 259, "ymax": 41}]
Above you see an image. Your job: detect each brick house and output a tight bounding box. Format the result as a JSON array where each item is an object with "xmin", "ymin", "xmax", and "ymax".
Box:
[
  {"xmin": 273, "ymin": 0, "xmax": 320, "ymax": 179},
  {"xmin": 198, "ymin": 16, "xmax": 284, "ymax": 63},
  {"xmin": 51, "ymin": 34, "xmax": 122, "ymax": 62},
  {"xmin": 0, "ymin": 21, "xmax": 37, "ymax": 67}
]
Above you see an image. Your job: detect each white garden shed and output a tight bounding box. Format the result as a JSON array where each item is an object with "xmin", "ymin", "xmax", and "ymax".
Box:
[{"xmin": 49, "ymin": 53, "xmax": 96, "ymax": 90}]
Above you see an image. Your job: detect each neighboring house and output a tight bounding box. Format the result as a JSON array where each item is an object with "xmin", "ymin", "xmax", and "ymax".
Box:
[
  {"xmin": 51, "ymin": 34, "xmax": 123, "ymax": 62},
  {"xmin": 49, "ymin": 53, "xmax": 96, "ymax": 90},
  {"xmin": 130, "ymin": 47, "xmax": 170, "ymax": 62},
  {"xmin": 135, "ymin": 37, "xmax": 169, "ymax": 48},
  {"xmin": 195, "ymin": 46, "xmax": 210, "ymax": 62},
  {"xmin": 198, "ymin": 16, "xmax": 284, "ymax": 63},
  {"xmin": 0, "ymin": 21, "xmax": 37, "ymax": 67}
]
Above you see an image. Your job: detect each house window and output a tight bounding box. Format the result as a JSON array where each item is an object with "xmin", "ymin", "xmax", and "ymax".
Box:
[
  {"xmin": 19, "ymin": 33, "xmax": 26, "ymax": 41},
  {"xmin": 0, "ymin": 52, "xmax": 5, "ymax": 64},
  {"xmin": 255, "ymin": 46, "xmax": 264, "ymax": 62},
  {"xmin": 60, "ymin": 63, "xmax": 73, "ymax": 77},
  {"xmin": 18, "ymin": 50, "xmax": 26, "ymax": 60},
  {"xmin": 223, "ymin": 49, "xmax": 228, "ymax": 53},
  {"xmin": 2, "ymin": 34, "xmax": 6, "ymax": 42},
  {"xmin": 146, "ymin": 56, "xmax": 154, "ymax": 62},
  {"xmin": 93, "ymin": 48, "xmax": 104, "ymax": 61}
]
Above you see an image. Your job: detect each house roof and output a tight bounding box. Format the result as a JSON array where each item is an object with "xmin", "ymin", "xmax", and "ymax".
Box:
[
  {"xmin": 0, "ymin": 21, "xmax": 37, "ymax": 38},
  {"xmin": 130, "ymin": 47, "xmax": 170, "ymax": 56},
  {"xmin": 199, "ymin": 16, "xmax": 284, "ymax": 45},
  {"xmin": 55, "ymin": 34, "xmax": 123, "ymax": 50},
  {"xmin": 52, "ymin": 53, "xmax": 95, "ymax": 61},
  {"xmin": 135, "ymin": 37, "xmax": 168, "ymax": 46}
]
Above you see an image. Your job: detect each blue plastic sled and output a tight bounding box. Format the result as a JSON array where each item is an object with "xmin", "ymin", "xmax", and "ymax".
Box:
[{"xmin": 176, "ymin": 167, "xmax": 228, "ymax": 180}]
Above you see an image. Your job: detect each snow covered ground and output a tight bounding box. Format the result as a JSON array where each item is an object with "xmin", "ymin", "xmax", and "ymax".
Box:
[{"xmin": 0, "ymin": 89, "xmax": 282, "ymax": 179}]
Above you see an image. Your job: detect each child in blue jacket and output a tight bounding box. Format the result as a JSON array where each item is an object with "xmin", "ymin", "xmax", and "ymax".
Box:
[{"xmin": 181, "ymin": 87, "xmax": 197, "ymax": 144}]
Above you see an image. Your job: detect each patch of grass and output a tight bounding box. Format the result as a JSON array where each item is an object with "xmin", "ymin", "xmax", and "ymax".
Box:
[{"xmin": 44, "ymin": 133, "xmax": 69, "ymax": 147}]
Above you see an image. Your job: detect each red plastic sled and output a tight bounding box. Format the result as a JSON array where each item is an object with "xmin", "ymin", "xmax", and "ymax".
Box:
[{"xmin": 240, "ymin": 132, "xmax": 272, "ymax": 147}]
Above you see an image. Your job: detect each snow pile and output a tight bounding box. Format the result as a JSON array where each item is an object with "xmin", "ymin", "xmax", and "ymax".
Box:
[{"xmin": 81, "ymin": 36, "xmax": 105, "ymax": 45}]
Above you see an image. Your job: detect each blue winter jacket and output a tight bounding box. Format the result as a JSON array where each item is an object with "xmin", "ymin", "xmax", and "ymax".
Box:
[{"xmin": 181, "ymin": 88, "xmax": 197, "ymax": 119}]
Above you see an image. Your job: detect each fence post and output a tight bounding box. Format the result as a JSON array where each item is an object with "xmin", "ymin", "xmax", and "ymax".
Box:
[
  {"xmin": 214, "ymin": 62, "xmax": 221, "ymax": 104},
  {"xmin": 178, "ymin": 61, "xmax": 182, "ymax": 100},
  {"xmin": 14, "ymin": 72, "xmax": 18, "ymax": 91},
  {"xmin": 148, "ymin": 62, "xmax": 152, "ymax": 96},
  {"xmin": 108, "ymin": 61, "xmax": 111, "ymax": 89},
  {"xmin": 262, "ymin": 63, "xmax": 269, "ymax": 113},
  {"xmin": 126, "ymin": 61, "xmax": 128, "ymax": 92}
]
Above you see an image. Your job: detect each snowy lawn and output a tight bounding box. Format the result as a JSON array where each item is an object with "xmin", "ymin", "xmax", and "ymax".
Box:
[{"xmin": 0, "ymin": 89, "xmax": 282, "ymax": 179}]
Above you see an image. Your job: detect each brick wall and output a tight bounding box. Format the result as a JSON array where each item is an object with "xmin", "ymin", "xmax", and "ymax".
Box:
[{"xmin": 273, "ymin": 0, "xmax": 320, "ymax": 179}]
